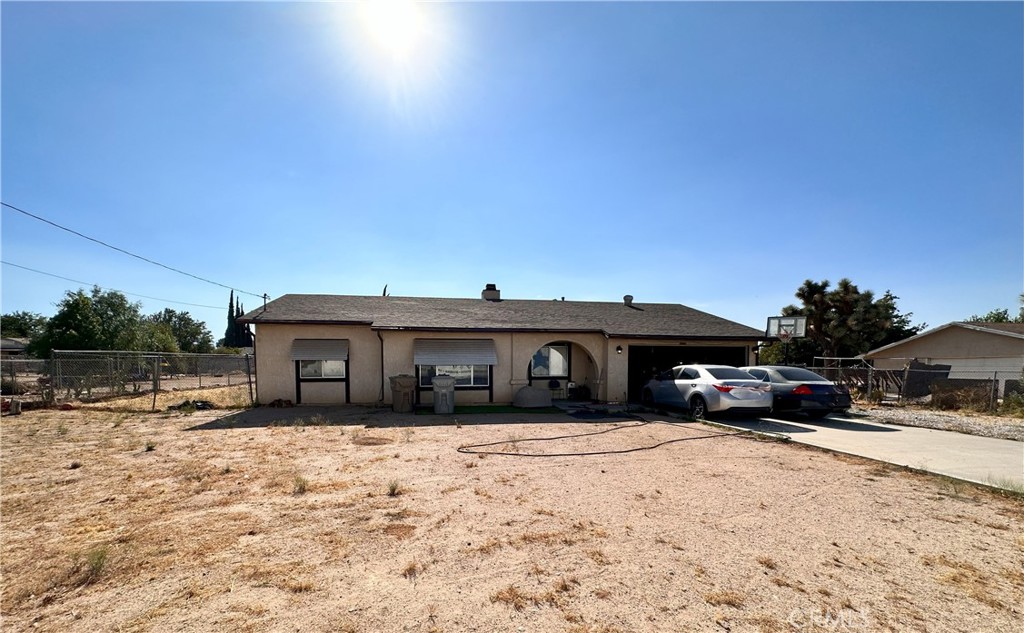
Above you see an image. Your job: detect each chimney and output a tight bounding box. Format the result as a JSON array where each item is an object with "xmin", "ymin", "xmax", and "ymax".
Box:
[
  {"xmin": 623, "ymin": 294, "xmax": 633, "ymax": 307},
  {"xmin": 482, "ymin": 284, "xmax": 501, "ymax": 302}
]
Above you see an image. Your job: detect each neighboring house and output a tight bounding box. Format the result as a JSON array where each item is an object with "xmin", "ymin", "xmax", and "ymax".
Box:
[
  {"xmin": 0, "ymin": 337, "xmax": 29, "ymax": 358},
  {"xmin": 239, "ymin": 284, "xmax": 763, "ymax": 406},
  {"xmin": 863, "ymin": 322, "xmax": 1024, "ymax": 395}
]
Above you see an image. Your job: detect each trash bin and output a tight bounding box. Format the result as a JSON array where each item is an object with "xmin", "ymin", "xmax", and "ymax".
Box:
[
  {"xmin": 432, "ymin": 375, "xmax": 456, "ymax": 414},
  {"xmin": 389, "ymin": 375, "xmax": 417, "ymax": 413}
]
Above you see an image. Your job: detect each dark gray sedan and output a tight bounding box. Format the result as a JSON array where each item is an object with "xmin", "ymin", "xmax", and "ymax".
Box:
[{"xmin": 739, "ymin": 366, "xmax": 852, "ymax": 419}]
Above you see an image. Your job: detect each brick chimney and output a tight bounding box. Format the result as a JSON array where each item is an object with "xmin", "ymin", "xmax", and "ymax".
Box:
[{"xmin": 482, "ymin": 284, "xmax": 501, "ymax": 301}]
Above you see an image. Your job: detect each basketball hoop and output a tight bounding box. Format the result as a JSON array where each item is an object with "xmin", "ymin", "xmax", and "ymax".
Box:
[{"xmin": 778, "ymin": 329, "xmax": 794, "ymax": 344}]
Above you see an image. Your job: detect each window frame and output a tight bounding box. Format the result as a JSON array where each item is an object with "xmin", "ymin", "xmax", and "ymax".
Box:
[
  {"xmin": 529, "ymin": 344, "xmax": 571, "ymax": 380},
  {"xmin": 417, "ymin": 364, "xmax": 491, "ymax": 389}
]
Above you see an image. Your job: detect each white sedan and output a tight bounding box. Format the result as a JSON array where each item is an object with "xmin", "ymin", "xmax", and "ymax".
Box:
[{"xmin": 641, "ymin": 364, "xmax": 773, "ymax": 419}]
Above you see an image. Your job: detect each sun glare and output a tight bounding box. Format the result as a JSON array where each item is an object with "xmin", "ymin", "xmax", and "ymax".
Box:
[{"xmin": 358, "ymin": 0, "xmax": 429, "ymax": 63}]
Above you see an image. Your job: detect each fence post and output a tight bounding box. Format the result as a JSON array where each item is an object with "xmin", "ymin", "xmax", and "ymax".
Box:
[
  {"xmin": 991, "ymin": 371, "xmax": 998, "ymax": 411},
  {"xmin": 246, "ymin": 354, "xmax": 254, "ymax": 405},
  {"xmin": 152, "ymin": 356, "xmax": 159, "ymax": 412},
  {"xmin": 197, "ymin": 356, "xmax": 202, "ymax": 389}
]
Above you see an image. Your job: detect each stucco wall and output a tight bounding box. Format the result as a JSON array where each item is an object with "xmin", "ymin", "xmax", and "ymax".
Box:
[
  {"xmin": 868, "ymin": 327, "xmax": 1024, "ymax": 371},
  {"xmin": 254, "ymin": 324, "xmax": 381, "ymax": 405},
  {"xmin": 254, "ymin": 325, "xmax": 757, "ymax": 405}
]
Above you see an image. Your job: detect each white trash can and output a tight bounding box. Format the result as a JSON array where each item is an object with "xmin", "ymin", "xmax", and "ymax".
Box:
[{"xmin": 432, "ymin": 375, "xmax": 456, "ymax": 414}]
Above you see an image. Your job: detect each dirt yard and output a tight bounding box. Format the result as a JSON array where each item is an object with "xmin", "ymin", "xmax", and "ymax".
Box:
[{"xmin": 2, "ymin": 404, "xmax": 1022, "ymax": 633}]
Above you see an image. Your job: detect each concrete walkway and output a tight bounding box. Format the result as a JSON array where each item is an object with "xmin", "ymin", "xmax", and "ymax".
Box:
[{"xmin": 715, "ymin": 413, "xmax": 1024, "ymax": 490}]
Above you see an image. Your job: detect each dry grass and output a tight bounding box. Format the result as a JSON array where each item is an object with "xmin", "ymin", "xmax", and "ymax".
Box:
[
  {"xmin": 704, "ymin": 590, "xmax": 745, "ymax": 607},
  {"xmin": 3, "ymin": 408, "xmax": 1023, "ymax": 633},
  {"xmin": 78, "ymin": 384, "xmax": 251, "ymax": 412},
  {"xmin": 755, "ymin": 555, "xmax": 777, "ymax": 570}
]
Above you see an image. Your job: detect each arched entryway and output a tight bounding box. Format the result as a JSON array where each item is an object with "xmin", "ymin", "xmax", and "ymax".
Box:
[{"xmin": 527, "ymin": 339, "xmax": 601, "ymax": 402}]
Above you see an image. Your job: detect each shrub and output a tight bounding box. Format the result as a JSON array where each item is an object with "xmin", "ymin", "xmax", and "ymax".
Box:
[{"xmin": 0, "ymin": 378, "xmax": 26, "ymax": 395}]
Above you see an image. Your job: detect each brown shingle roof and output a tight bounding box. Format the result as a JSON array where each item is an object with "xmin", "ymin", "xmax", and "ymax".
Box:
[
  {"xmin": 962, "ymin": 322, "xmax": 1024, "ymax": 336},
  {"xmin": 239, "ymin": 294, "xmax": 762, "ymax": 340}
]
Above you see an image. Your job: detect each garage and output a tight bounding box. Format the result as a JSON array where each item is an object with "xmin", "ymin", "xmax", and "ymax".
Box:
[{"xmin": 627, "ymin": 344, "xmax": 749, "ymax": 403}]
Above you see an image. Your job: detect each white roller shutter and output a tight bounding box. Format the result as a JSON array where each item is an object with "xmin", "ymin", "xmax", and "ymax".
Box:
[
  {"xmin": 413, "ymin": 339, "xmax": 497, "ymax": 365},
  {"xmin": 290, "ymin": 339, "xmax": 349, "ymax": 361}
]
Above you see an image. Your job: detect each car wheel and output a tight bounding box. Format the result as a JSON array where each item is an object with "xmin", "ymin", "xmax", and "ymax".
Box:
[
  {"xmin": 641, "ymin": 389, "xmax": 654, "ymax": 407},
  {"xmin": 806, "ymin": 410, "xmax": 830, "ymax": 420},
  {"xmin": 690, "ymin": 395, "xmax": 708, "ymax": 420}
]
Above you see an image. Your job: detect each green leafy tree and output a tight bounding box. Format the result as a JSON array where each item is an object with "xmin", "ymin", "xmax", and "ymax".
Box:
[
  {"xmin": 140, "ymin": 321, "xmax": 180, "ymax": 353},
  {"xmin": 91, "ymin": 287, "xmax": 144, "ymax": 350},
  {"xmin": 761, "ymin": 279, "xmax": 924, "ymax": 366},
  {"xmin": 28, "ymin": 290, "xmax": 104, "ymax": 356},
  {"xmin": 0, "ymin": 311, "xmax": 48, "ymax": 339},
  {"xmin": 148, "ymin": 309, "xmax": 214, "ymax": 353}
]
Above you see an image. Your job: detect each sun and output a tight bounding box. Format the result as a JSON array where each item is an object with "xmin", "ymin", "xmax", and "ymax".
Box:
[{"xmin": 358, "ymin": 0, "xmax": 429, "ymax": 64}]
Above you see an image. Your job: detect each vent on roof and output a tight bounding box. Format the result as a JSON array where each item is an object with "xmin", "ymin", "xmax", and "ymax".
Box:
[
  {"xmin": 482, "ymin": 284, "xmax": 501, "ymax": 302},
  {"xmin": 624, "ymin": 295, "xmax": 634, "ymax": 306}
]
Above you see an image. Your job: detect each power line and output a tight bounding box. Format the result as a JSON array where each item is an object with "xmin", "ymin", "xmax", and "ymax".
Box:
[
  {"xmin": 1, "ymin": 260, "xmax": 225, "ymax": 310},
  {"xmin": 1, "ymin": 201, "xmax": 265, "ymax": 299}
]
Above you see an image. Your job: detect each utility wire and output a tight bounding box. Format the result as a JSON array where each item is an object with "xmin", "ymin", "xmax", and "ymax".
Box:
[
  {"xmin": 1, "ymin": 260, "xmax": 224, "ymax": 310},
  {"xmin": 1, "ymin": 201, "xmax": 265, "ymax": 299}
]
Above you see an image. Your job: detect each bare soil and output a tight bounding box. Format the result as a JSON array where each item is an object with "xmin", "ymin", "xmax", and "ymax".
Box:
[{"xmin": 2, "ymin": 404, "xmax": 1022, "ymax": 633}]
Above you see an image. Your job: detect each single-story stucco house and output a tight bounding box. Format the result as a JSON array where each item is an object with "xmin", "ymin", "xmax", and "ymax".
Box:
[
  {"xmin": 863, "ymin": 321, "xmax": 1024, "ymax": 396},
  {"xmin": 239, "ymin": 285, "xmax": 763, "ymax": 406}
]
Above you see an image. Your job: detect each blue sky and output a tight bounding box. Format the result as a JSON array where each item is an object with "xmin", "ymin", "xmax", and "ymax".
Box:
[{"xmin": 2, "ymin": 1, "xmax": 1022, "ymax": 340}]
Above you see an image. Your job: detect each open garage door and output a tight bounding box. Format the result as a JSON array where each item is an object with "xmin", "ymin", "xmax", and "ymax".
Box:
[{"xmin": 627, "ymin": 345, "xmax": 748, "ymax": 403}]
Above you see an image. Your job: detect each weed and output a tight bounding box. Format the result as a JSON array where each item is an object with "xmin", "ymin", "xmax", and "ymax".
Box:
[
  {"xmin": 756, "ymin": 555, "xmax": 778, "ymax": 570},
  {"xmin": 464, "ymin": 461, "xmax": 477, "ymax": 469},
  {"xmin": 222, "ymin": 465, "xmax": 232, "ymax": 474},
  {"xmin": 293, "ymin": 475, "xmax": 309, "ymax": 495},
  {"xmin": 704, "ymin": 590, "xmax": 745, "ymax": 607},
  {"xmin": 473, "ymin": 487, "xmax": 492, "ymax": 499},
  {"xmin": 402, "ymin": 560, "xmax": 421, "ymax": 580},
  {"xmin": 308, "ymin": 414, "xmax": 327, "ymax": 426},
  {"xmin": 387, "ymin": 480, "xmax": 401, "ymax": 497},
  {"xmin": 72, "ymin": 544, "xmax": 109, "ymax": 585},
  {"xmin": 491, "ymin": 585, "xmax": 529, "ymax": 611},
  {"xmin": 57, "ymin": 422, "xmax": 68, "ymax": 436},
  {"xmin": 586, "ymin": 549, "xmax": 610, "ymax": 565},
  {"xmin": 402, "ymin": 427, "xmax": 415, "ymax": 443},
  {"xmin": 593, "ymin": 588, "xmax": 612, "ymax": 599},
  {"xmin": 144, "ymin": 440, "xmax": 156, "ymax": 452},
  {"xmin": 771, "ymin": 576, "xmax": 806, "ymax": 593},
  {"xmin": 986, "ymin": 476, "xmax": 1024, "ymax": 495}
]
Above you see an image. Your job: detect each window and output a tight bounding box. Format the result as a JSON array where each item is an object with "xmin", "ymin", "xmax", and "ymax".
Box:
[
  {"xmin": 418, "ymin": 364, "xmax": 489, "ymax": 387},
  {"xmin": 299, "ymin": 359, "xmax": 346, "ymax": 379},
  {"xmin": 707, "ymin": 367, "xmax": 757, "ymax": 380},
  {"xmin": 531, "ymin": 345, "xmax": 569, "ymax": 378}
]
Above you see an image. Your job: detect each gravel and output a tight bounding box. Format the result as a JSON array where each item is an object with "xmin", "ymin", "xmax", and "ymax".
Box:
[{"xmin": 852, "ymin": 404, "xmax": 1024, "ymax": 442}]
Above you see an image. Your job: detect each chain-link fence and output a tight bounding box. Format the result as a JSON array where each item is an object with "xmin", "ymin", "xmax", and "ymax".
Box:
[
  {"xmin": 1, "ymin": 350, "xmax": 254, "ymax": 411},
  {"xmin": 1, "ymin": 357, "xmax": 50, "ymax": 401},
  {"xmin": 812, "ymin": 357, "xmax": 1022, "ymax": 411}
]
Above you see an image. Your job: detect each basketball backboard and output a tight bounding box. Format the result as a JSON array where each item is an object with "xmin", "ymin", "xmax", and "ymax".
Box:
[{"xmin": 766, "ymin": 316, "xmax": 807, "ymax": 339}]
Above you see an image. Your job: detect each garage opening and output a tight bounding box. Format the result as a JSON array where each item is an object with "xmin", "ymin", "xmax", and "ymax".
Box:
[{"xmin": 627, "ymin": 345, "xmax": 747, "ymax": 402}]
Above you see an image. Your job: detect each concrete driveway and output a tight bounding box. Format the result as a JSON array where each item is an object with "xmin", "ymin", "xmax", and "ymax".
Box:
[{"xmin": 716, "ymin": 412, "xmax": 1024, "ymax": 490}]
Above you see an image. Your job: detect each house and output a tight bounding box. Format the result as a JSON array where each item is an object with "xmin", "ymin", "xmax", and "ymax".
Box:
[
  {"xmin": 238, "ymin": 284, "xmax": 764, "ymax": 406},
  {"xmin": 863, "ymin": 322, "xmax": 1024, "ymax": 396},
  {"xmin": 0, "ymin": 337, "xmax": 29, "ymax": 358}
]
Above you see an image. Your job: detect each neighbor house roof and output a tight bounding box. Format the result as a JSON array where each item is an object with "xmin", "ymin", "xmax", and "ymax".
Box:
[
  {"xmin": 239, "ymin": 294, "xmax": 762, "ymax": 340},
  {"xmin": 0, "ymin": 337, "xmax": 29, "ymax": 352},
  {"xmin": 864, "ymin": 321, "xmax": 1024, "ymax": 359}
]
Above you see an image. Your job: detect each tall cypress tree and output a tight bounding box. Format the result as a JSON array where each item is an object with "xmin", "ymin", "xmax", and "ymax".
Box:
[
  {"xmin": 225, "ymin": 290, "xmax": 236, "ymax": 347},
  {"xmin": 235, "ymin": 303, "xmax": 245, "ymax": 348}
]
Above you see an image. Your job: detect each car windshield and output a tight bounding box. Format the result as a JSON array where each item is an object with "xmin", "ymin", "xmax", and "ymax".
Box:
[
  {"xmin": 776, "ymin": 367, "xmax": 828, "ymax": 381},
  {"xmin": 706, "ymin": 367, "xmax": 755, "ymax": 380}
]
